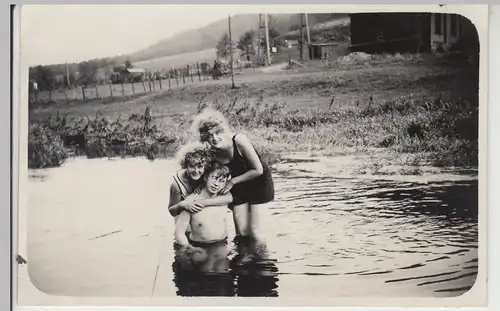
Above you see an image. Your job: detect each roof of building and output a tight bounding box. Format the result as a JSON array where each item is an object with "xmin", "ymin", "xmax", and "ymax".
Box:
[
  {"xmin": 309, "ymin": 42, "xmax": 340, "ymax": 47},
  {"xmin": 126, "ymin": 68, "xmax": 146, "ymax": 73}
]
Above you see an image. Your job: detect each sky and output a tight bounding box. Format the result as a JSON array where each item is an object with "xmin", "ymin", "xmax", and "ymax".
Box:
[{"xmin": 20, "ymin": 5, "xmax": 252, "ymax": 66}]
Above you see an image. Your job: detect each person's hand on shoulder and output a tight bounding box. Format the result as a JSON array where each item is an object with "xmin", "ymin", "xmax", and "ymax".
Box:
[{"xmin": 221, "ymin": 179, "xmax": 234, "ymax": 195}]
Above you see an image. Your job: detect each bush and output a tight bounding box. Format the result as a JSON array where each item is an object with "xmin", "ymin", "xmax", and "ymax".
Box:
[
  {"xmin": 28, "ymin": 108, "xmax": 178, "ymax": 168},
  {"xmin": 28, "ymin": 123, "xmax": 68, "ymax": 169}
]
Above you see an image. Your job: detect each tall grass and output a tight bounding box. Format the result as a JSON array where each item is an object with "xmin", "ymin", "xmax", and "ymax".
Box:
[
  {"xmin": 198, "ymin": 93, "xmax": 478, "ymax": 168},
  {"xmin": 29, "ymin": 91, "xmax": 478, "ymax": 170}
]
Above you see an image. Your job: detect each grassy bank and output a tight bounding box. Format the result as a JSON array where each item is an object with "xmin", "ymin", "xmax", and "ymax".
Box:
[{"xmin": 28, "ymin": 53, "xmax": 479, "ymax": 172}]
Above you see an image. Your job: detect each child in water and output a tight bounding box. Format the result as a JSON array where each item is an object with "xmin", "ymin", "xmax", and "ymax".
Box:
[
  {"xmin": 191, "ymin": 108, "xmax": 275, "ymax": 245},
  {"xmin": 168, "ymin": 141, "xmax": 233, "ymax": 221},
  {"xmin": 174, "ymin": 161, "xmax": 233, "ymax": 273}
]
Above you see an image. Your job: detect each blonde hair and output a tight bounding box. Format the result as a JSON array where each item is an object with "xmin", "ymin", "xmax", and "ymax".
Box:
[
  {"xmin": 191, "ymin": 107, "xmax": 231, "ymax": 140},
  {"xmin": 174, "ymin": 141, "xmax": 213, "ymax": 169}
]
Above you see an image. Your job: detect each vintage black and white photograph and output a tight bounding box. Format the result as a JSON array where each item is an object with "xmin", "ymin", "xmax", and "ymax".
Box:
[{"xmin": 19, "ymin": 4, "xmax": 484, "ymax": 302}]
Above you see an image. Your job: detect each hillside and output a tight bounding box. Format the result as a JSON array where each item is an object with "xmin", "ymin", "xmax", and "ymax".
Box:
[
  {"xmin": 29, "ymin": 13, "xmax": 350, "ymax": 81},
  {"xmin": 127, "ymin": 13, "xmax": 349, "ymax": 63}
]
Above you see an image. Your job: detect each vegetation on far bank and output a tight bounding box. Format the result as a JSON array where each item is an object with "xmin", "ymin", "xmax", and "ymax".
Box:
[{"xmin": 28, "ymin": 53, "xmax": 479, "ymax": 173}]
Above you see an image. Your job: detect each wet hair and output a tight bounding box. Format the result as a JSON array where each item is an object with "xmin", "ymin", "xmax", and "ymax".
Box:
[
  {"xmin": 175, "ymin": 141, "xmax": 214, "ymax": 169},
  {"xmin": 205, "ymin": 160, "xmax": 231, "ymax": 180},
  {"xmin": 191, "ymin": 107, "xmax": 231, "ymax": 142}
]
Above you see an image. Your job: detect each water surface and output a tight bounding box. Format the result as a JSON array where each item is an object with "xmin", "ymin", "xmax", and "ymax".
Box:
[{"xmin": 26, "ymin": 157, "xmax": 478, "ymax": 298}]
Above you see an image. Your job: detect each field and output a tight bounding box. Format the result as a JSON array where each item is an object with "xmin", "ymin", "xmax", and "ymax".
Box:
[
  {"xmin": 28, "ymin": 52, "xmax": 479, "ymax": 174},
  {"xmin": 134, "ymin": 48, "xmax": 216, "ymax": 71},
  {"xmin": 31, "ymin": 74, "xmax": 215, "ymax": 103}
]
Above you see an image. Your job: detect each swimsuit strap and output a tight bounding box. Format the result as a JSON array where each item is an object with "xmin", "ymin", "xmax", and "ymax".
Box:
[
  {"xmin": 173, "ymin": 170, "xmax": 190, "ymax": 199},
  {"xmin": 232, "ymin": 134, "xmax": 242, "ymax": 159}
]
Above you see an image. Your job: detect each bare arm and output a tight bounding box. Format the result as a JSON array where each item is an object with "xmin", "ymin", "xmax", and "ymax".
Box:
[
  {"xmin": 190, "ymin": 192, "xmax": 234, "ymax": 207},
  {"xmin": 174, "ymin": 211, "xmax": 191, "ymax": 247},
  {"xmin": 230, "ymin": 134, "xmax": 264, "ymax": 185}
]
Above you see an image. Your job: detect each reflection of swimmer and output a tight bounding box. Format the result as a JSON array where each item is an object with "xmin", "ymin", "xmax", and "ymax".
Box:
[
  {"xmin": 172, "ymin": 240, "xmax": 235, "ymax": 296},
  {"xmin": 230, "ymin": 236, "xmax": 279, "ymax": 297},
  {"xmin": 175, "ymin": 238, "xmax": 230, "ymax": 273}
]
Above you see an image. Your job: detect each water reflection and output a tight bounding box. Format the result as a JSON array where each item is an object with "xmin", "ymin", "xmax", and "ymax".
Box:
[{"xmin": 172, "ymin": 237, "xmax": 279, "ymax": 297}]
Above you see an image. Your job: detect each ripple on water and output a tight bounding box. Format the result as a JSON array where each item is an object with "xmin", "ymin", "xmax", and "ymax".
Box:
[{"xmin": 266, "ymin": 169, "xmax": 478, "ymax": 296}]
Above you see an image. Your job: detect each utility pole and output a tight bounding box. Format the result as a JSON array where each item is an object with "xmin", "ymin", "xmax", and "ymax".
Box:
[
  {"xmin": 305, "ymin": 13, "xmax": 311, "ymax": 44},
  {"xmin": 257, "ymin": 14, "xmax": 262, "ymax": 67},
  {"xmin": 299, "ymin": 14, "xmax": 304, "ymax": 61},
  {"xmin": 304, "ymin": 13, "xmax": 311, "ymax": 59},
  {"xmin": 304, "ymin": 13, "xmax": 311, "ymax": 61},
  {"xmin": 264, "ymin": 14, "xmax": 271, "ymax": 66},
  {"xmin": 228, "ymin": 14, "xmax": 235, "ymax": 89},
  {"xmin": 66, "ymin": 62, "xmax": 75, "ymax": 99}
]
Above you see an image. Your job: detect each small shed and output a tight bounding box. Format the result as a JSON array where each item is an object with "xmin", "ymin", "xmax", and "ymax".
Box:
[
  {"xmin": 111, "ymin": 67, "xmax": 147, "ymax": 83},
  {"xmin": 308, "ymin": 42, "xmax": 340, "ymax": 60}
]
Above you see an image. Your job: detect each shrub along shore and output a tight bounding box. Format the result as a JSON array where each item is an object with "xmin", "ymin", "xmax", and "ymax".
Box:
[{"xmin": 28, "ymin": 94, "xmax": 478, "ymax": 171}]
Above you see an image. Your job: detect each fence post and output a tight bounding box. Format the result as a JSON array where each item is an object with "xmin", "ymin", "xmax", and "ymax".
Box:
[
  {"xmin": 142, "ymin": 80, "xmax": 146, "ymax": 92},
  {"xmin": 109, "ymin": 82, "xmax": 113, "ymax": 97},
  {"xmin": 182, "ymin": 70, "xmax": 185, "ymax": 84},
  {"xmin": 168, "ymin": 75, "xmax": 171, "ymax": 89},
  {"xmin": 132, "ymin": 82, "xmax": 135, "ymax": 94},
  {"xmin": 197, "ymin": 62, "xmax": 201, "ymax": 82},
  {"xmin": 95, "ymin": 84, "xmax": 99, "ymax": 98},
  {"xmin": 148, "ymin": 79, "xmax": 152, "ymax": 92},
  {"xmin": 175, "ymin": 69, "xmax": 179, "ymax": 86},
  {"xmin": 159, "ymin": 79, "xmax": 162, "ymax": 90},
  {"xmin": 121, "ymin": 82, "xmax": 125, "ymax": 96}
]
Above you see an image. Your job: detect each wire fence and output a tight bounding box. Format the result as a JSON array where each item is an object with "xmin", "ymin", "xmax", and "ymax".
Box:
[{"xmin": 29, "ymin": 60, "xmax": 253, "ymax": 104}]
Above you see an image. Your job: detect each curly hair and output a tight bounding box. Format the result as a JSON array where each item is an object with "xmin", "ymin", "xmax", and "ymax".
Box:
[
  {"xmin": 175, "ymin": 141, "xmax": 214, "ymax": 169},
  {"xmin": 190, "ymin": 107, "xmax": 231, "ymax": 141}
]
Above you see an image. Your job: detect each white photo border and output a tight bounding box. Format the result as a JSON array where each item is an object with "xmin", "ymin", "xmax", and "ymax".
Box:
[{"xmin": 7, "ymin": 2, "xmax": 495, "ymax": 310}]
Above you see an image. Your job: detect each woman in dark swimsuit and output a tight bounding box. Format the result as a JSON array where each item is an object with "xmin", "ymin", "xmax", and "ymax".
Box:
[{"xmin": 191, "ymin": 108, "xmax": 275, "ymax": 243}]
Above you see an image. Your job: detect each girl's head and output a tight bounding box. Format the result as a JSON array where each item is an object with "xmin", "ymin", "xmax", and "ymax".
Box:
[
  {"xmin": 175, "ymin": 141, "xmax": 214, "ymax": 182},
  {"xmin": 191, "ymin": 108, "xmax": 233, "ymax": 150}
]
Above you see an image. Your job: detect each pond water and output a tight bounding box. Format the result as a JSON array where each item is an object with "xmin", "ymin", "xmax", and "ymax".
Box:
[{"xmin": 26, "ymin": 157, "xmax": 479, "ymax": 298}]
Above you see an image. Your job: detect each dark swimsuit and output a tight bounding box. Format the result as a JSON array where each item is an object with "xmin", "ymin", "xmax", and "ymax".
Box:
[
  {"xmin": 225, "ymin": 134, "xmax": 275, "ymax": 206},
  {"xmin": 188, "ymin": 237, "xmax": 228, "ymax": 248}
]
